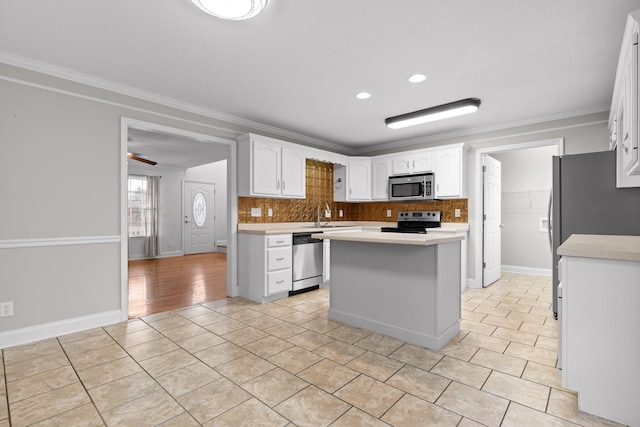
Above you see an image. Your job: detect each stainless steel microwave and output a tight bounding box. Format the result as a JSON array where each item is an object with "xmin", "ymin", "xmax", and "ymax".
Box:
[{"xmin": 388, "ymin": 173, "xmax": 435, "ymax": 201}]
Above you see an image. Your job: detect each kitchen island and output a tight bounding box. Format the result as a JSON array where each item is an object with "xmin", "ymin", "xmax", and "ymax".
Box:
[{"xmin": 313, "ymin": 231, "xmax": 463, "ymax": 350}]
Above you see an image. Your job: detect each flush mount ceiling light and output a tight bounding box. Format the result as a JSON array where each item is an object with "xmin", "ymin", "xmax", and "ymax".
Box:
[
  {"xmin": 385, "ymin": 98, "xmax": 481, "ymax": 129},
  {"xmin": 189, "ymin": 0, "xmax": 268, "ymax": 20},
  {"xmin": 356, "ymin": 92, "xmax": 371, "ymax": 100},
  {"xmin": 408, "ymin": 73, "xmax": 427, "ymax": 83}
]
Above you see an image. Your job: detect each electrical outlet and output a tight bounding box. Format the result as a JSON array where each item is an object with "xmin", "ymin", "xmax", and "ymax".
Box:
[
  {"xmin": 325, "ymin": 209, "xmax": 331, "ymax": 218},
  {"xmin": 0, "ymin": 302, "xmax": 13, "ymax": 317},
  {"xmin": 339, "ymin": 209, "xmax": 344, "ymax": 217},
  {"xmin": 268, "ymin": 208, "xmax": 273, "ymax": 217},
  {"xmin": 455, "ymin": 209, "xmax": 461, "ymax": 218},
  {"xmin": 387, "ymin": 210, "xmax": 392, "ymax": 217},
  {"xmin": 251, "ymin": 207, "xmax": 261, "ymax": 217}
]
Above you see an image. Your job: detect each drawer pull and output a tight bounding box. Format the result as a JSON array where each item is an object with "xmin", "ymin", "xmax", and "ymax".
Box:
[
  {"xmin": 276, "ymin": 257, "xmax": 285, "ymax": 261},
  {"xmin": 276, "ymin": 280, "xmax": 284, "ymax": 284},
  {"xmin": 276, "ymin": 240, "xmax": 284, "ymax": 244}
]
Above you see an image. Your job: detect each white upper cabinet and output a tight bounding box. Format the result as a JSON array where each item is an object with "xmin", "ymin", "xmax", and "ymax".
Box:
[
  {"xmin": 348, "ymin": 158, "xmax": 372, "ymax": 200},
  {"xmin": 238, "ymin": 134, "xmax": 306, "ymax": 198},
  {"xmin": 610, "ymin": 11, "xmax": 640, "ymax": 187},
  {"xmin": 391, "ymin": 152, "xmax": 433, "ymax": 175},
  {"xmin": 371, "ymin": 156, "xmax": 391, "ymax": 200},
  {"xmin": 412, "ymin": 152, "xmax": 434, "ymax": 173},
  {"xmin": 434, "ymin": 146, "xmax": 464, "ymax": 198},
  {"xmin": 281, "ymin": 147, "xmax": 306, "ymax": 197},
  {"xmin": 251, "ymin": 138, "xmax": 281, "ymax": 196}
]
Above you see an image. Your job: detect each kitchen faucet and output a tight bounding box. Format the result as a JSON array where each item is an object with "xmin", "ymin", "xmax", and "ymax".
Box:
[{"xmin": 315, "ymin": 202, "xmax": 331, "ymax": 227}]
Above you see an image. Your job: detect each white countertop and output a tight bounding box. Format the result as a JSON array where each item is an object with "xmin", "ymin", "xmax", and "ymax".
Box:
[
  {"xmin": 237, "ymin": 222, "xmax": 393, "ymax": 235},
  {"xmin": 238, "ymin": 222, "xmax": 469, "ymax": 235},
  {"xmin": 428, "ymin": 223, "xmax": 470, "ymax": 233},
  {"xmin": 311, "ymin": 230, "xmax": 464, "ymax": 246},
  {"xmin": 557, "ymin": 234, "xmax": 640, "ymax": 262}
]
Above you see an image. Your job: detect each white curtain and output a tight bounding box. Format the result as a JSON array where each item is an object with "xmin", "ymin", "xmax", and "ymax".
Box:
[{"xmin": 144, "ymin": 176, "xmax": 160, "ymax": 257}]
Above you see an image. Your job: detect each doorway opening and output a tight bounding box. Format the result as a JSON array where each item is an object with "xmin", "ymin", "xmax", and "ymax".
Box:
[
  {"xmin": 474, "ymin": 138, "xmax": 564, "ymax": 288},
  {"xmin": 120, "ymin": 118, "xmax": 238, "ymax": 320}
]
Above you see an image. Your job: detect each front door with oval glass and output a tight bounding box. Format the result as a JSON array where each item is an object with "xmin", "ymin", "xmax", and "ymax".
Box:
[{"xmin": 184, "ymin": 181, "xmax": 215, "ymax": 255}]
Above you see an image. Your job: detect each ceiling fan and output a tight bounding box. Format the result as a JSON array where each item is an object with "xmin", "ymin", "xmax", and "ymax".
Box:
[{"xmin": 127, "ymin": 152, "xmax": 157, "ymax": 166}]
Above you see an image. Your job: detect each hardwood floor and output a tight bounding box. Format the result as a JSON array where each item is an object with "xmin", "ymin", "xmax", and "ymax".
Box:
[{"xmin": 128, "ymin": 252, "xmax": 227, "ymax": 318}]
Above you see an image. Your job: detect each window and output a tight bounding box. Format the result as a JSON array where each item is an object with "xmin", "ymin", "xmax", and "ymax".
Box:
[{"xmin": 128, "ymin": 176, "xmax": 147, "ymax": 237}]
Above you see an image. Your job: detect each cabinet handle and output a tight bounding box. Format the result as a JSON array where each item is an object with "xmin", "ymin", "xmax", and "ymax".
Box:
[
  {"xmin": 349, "ymin": 188, "xmax": 352, "ymax": 195},
  {"xmin": 624, "ymin": 133, "xmax": 629, "ymax": 141},
  {"xmin": 622, "ymin": 143, "xmax": 629, "ymax": 154},
  {"xmin": 276, "ymin": 180, "xmax": 280, "ymax": 190},
  {"xmin": 276, "ymin": 280, "xmax": 284, "ymax": 284},
  {"xmin": 276, "ymin": 240, "xmax": 284, "ymax": 244},
  {"xmin": 412, "ymin": 160, "xmax": 415, "ymax": 168},
  {"xmin": 282, "ymin": 180, "xmax": 285, "ymax": 190},
  {"xmin": 276, "ymin": 257, "xmax": 285, "ymax": 261}
]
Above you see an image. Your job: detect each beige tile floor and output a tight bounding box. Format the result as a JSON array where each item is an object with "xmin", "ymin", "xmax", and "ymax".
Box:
[{"xmin": 0, "ymin": 273, "xmax": 624, "ymax": 426}]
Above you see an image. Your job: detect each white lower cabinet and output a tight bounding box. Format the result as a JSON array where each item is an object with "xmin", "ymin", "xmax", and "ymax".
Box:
[
  {"xmin": 238, "ymin": 233, "xmax": 292, "ymax": 303},
  {"xmin": 560, "ymin": 255, "xmax": 640, "ymax": 426}
]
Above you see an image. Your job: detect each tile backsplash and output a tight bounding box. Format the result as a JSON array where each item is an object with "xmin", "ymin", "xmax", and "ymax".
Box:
[{"xmin": 238, "ymin": 159, "xmax": 468, "ymax": 223}]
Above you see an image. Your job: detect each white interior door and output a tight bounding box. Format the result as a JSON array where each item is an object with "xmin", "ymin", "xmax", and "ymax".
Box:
[
  {"xmin": 184, "ymin": 181, "xmax": 215, "ymax": 255},
  {"xmin": 483, "ymin": 155, "xmax": 502, "ymax": 286}
]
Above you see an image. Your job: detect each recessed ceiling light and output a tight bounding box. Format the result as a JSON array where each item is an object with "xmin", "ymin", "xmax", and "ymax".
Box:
[
  {"xmin": 408, "ymin": 74, "xmax": 427, "ymax": 83},
  {"xmin": 356, "ymin": 92, "xmax": 371, "ymax": 100},
  {"xmin": 190, "ymin": 0, "xmax": 268, "ymax": 20}
]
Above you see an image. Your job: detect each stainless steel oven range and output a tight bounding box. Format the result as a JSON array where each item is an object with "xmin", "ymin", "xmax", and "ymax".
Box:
[{"xmin": 380, "ymin": 210, "xmax": 442, "ymax": 234}]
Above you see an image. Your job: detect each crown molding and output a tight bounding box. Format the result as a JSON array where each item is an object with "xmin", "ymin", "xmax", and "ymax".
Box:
[
  {"xmin": 0, "ymin": 51, "xmax": 608, "ymax": 157},
  {"xmin": 0, "ymin": 51, "xmax": 350, "ymax": 154}
]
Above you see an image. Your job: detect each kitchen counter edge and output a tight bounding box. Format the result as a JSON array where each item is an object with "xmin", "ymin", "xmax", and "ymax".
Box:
[
  {"xmin": 557, "ymin": 234, "xmax": 640, "ymax": 262},
  {"xmin": 237, "ymin": 222, "xmax": 469, "ymax": 235},
  {"xmin": 311, "ymin": 230, "xmax": 464, "ymax": 246}
]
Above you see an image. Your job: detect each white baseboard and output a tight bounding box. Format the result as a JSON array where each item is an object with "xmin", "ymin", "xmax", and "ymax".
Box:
[
  {"xmin": 0, "ymin": 310, "xmax": 122, "ymax": 349},
  {"xmin": 502, "ymin": 265, "xmax": 552, "ymax": 277},
  {"xmin": 466, "ymin": 278, "xmax": 480, "ymax": 289},
  {"xmin": 128, "ymin": 250, "xmax": 184, "ymax": 261}
]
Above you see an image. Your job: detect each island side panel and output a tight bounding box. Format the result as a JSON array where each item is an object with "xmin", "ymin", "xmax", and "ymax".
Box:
[
  {"xmin": 436, "ymin": 240, "xmax": 462, "ymax": 336},
  {"xmin": 328, "ymin": 240, "xmax": 460, "ymax": 349}
]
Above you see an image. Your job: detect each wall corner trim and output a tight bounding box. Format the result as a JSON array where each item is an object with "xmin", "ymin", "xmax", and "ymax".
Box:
[{"xmin": 0, "ymin": 236, "xmax": 121, "ymax": 249}]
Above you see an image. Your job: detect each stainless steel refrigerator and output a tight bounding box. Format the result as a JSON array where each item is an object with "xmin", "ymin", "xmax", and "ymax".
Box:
[{"xmin": 551, "ymin": 150, "xmax": 640, "ymax": 316}]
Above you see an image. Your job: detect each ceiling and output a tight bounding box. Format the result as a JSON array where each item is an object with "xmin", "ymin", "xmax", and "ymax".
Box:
[
  {"xmin": 2, "ymin": 0, "xmax": 640, "ymax": 153},
  {"xmin": 127, "ymin": 128, "xmax": 229, "ymax": 171}
]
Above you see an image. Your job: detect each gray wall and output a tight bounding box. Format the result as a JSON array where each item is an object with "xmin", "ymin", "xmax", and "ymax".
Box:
[
  {"xmin": 0, "ymin": 63, "xmax": 247, "ymax": 343},
  {"xmin": 491, "ymin": 146, "xmax": 557, "ymax": 273}
]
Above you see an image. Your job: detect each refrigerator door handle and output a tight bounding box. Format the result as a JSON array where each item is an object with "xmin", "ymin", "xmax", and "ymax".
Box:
[{"xmin": 547, "ymin": 189, "xmax": 553, "ymax": 253}]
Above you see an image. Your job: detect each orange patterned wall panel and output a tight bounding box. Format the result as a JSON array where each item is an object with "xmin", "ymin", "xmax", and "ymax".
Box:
[{"xmin": 238, "ymin": 159, "xmax": 468, "ymax": 223}]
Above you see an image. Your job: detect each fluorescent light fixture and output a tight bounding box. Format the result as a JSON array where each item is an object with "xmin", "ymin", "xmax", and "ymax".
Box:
[
  {"xmin": 385, "ymin": 98, "xmax": 481, "ymax": 129},
  {"xmin": 408, "ymin": 73, "xmax": 426, "ymax": 83},
  {"xmin": 190, "ymin": 0, "xmax": 267, "ymax": 20},
  {"xmin": 356, "ymin": 92, "xmax": 371, "ymax": 99}
]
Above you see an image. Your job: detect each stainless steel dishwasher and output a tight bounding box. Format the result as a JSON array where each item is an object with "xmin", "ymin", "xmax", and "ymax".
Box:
[{"xmin": 291, "ymin": 232, "xmax": 323, "ymax": 295}]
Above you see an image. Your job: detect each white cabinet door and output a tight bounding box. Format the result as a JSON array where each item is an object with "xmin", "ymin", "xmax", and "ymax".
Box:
[
  {"xmin": 348, "ymin": 159, "xmax": 371, "ymax": 200},
  {"xmin": 434, "ymin": 147, "xmax": 462, "ymax": 198},
  {"xmin": 412, "ymin": 152, "xmax": 433, "ymax": 173},
  {"xmin": 251, "ymin": 138, "xmax": 281, "ymax": 196},
  {"xmin": 371, "ymin": 157, "xmax": 391, "ymax": 200},
  {"xmin": 281, "ymin": 147, "xmax": 306, "ymax": 198},
  {"xmin": 391, "ymin": 155, "xmax": 412, "ymax": 175}
]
